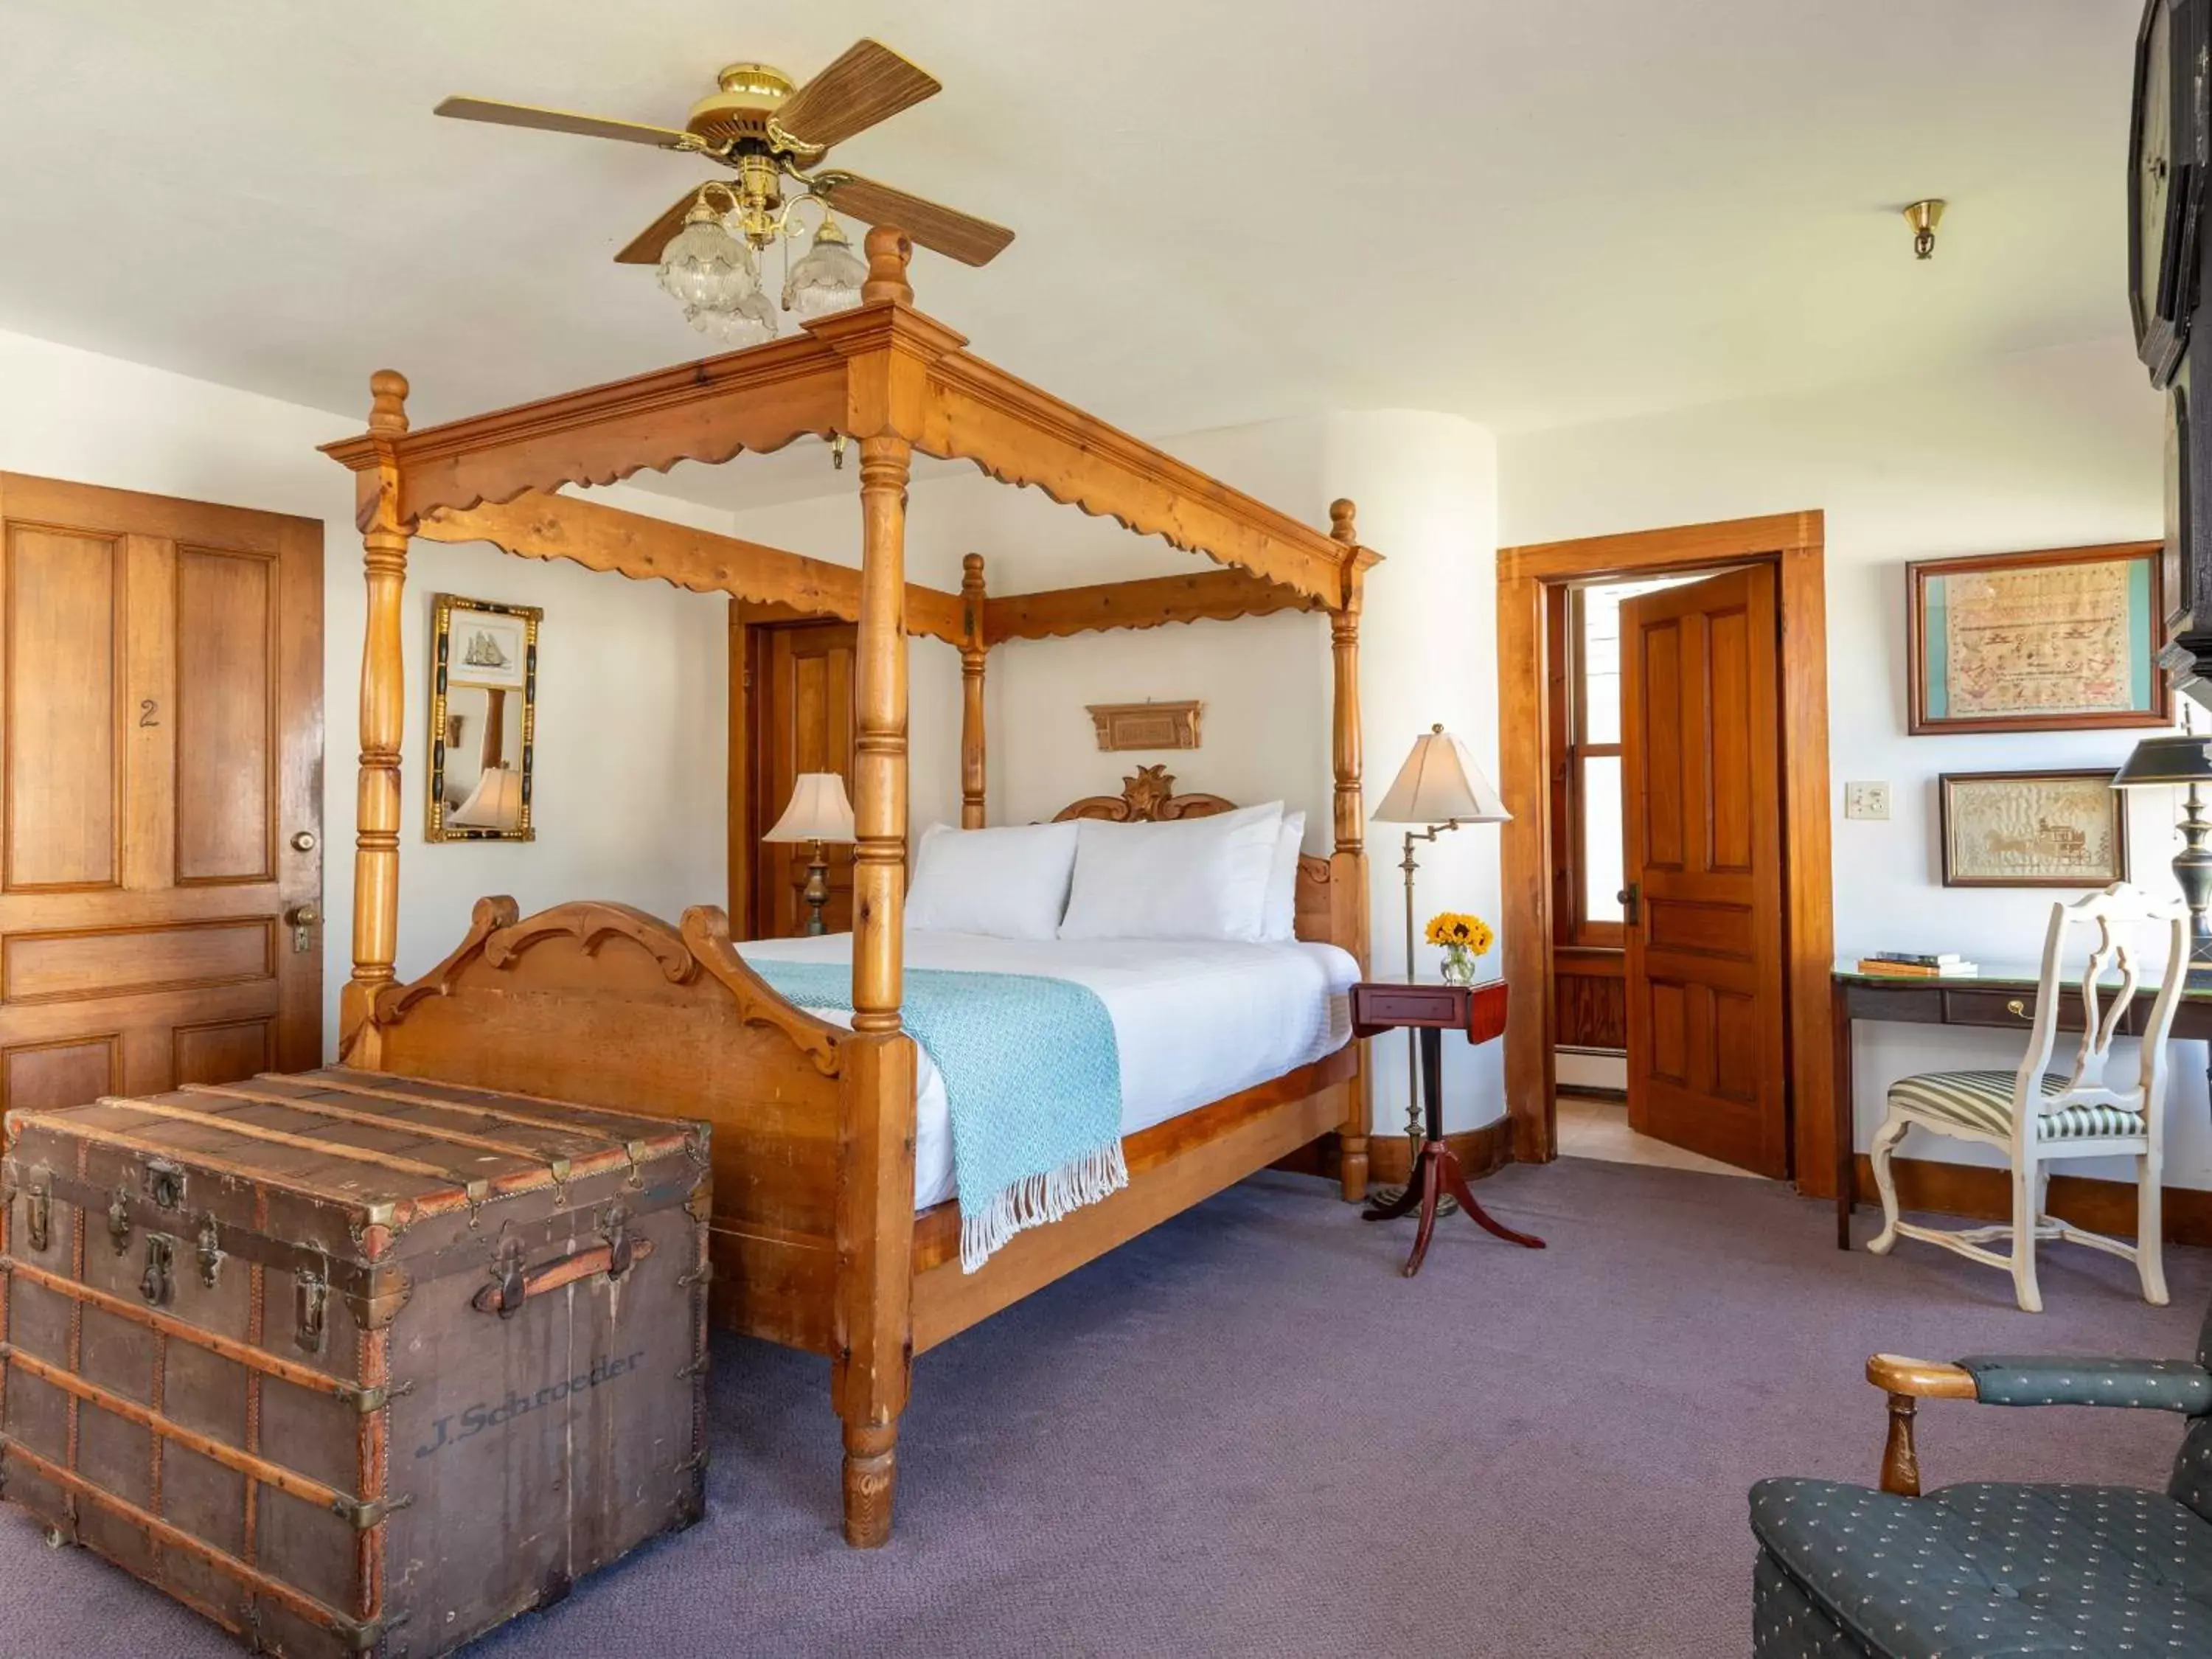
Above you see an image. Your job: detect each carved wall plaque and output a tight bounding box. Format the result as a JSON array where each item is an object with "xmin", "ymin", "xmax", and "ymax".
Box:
[{"xmin": 1086, "ymin": 700, "xmax": 1202, "ymax": 751}]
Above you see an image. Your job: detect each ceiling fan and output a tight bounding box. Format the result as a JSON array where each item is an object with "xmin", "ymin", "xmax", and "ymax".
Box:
[{"xmin": 436, "ymin": 40, "xmax": 1015, "ymax": 343}]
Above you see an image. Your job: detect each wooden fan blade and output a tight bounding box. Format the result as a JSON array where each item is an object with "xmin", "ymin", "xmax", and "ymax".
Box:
[
  {"xmin": 435, "ymin": 96, "xmax": 696, "ymax": 150},
  {"xmin": 774, "ymin": 40, "xmax": 940, "ymax": 151},
  {"xmin": 614, "ymin": 187, "xmax": 711, "ymax": 265},
  {"xmin": 815, "ymin": 173, "xmax": 1014, "ymax": 266}
]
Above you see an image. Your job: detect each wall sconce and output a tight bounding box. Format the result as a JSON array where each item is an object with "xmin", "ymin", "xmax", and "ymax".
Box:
[{"xmin": 1903, "ymin": 198, "xmax": 1945, "ymax": 260}]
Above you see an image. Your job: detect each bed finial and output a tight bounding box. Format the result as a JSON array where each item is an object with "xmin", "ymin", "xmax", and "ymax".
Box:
[
  {"xmin": 862, "ymin": 226, "xmax": 915, "ymax": 308},
  {"xmin": 1329, "ymin": 498, "xmax": 1357, "ymax": 546},
  {"xmin": 369, "ymin": 369, "xmax": 411, "ymax": 436}
]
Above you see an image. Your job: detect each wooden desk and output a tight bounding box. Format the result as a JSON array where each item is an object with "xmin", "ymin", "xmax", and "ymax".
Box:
[
  {"xmin": 1349, "ymin": 978, "xmax": 1544, "ymax": 1275},
  {"xmin": 1832, "ymin": 964, "xmax": 2212, "ymax": 1251}
]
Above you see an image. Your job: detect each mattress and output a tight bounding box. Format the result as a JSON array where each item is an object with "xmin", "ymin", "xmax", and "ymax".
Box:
[{"xmin": 738, "ymin": 931, "xmax": 1361, "ymax": 1211}]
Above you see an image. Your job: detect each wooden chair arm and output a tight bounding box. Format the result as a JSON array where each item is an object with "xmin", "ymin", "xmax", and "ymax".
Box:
[
  {"xmin": 1865, "ymin": 1354, "xmax": 1978, "ymax": 1399},
  {"xmin": 1865, "ymin": 1354, "xmax": 1978, "ymax": 1498}
]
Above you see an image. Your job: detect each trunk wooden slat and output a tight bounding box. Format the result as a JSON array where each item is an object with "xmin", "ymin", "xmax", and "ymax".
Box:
[{"xmin": 0, "ymin": 1067, "xmax": 710, "ymax": 1658}]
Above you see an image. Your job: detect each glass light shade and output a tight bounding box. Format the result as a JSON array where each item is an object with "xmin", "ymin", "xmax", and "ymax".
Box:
[
  {"xmin": 764, "ymin": 772, "xmax": 855, "ymax": 844},
  {"xmin": 783, "ymin": 219, "xmax": 868, "ymax": 318},
  {"xmin": 686, "ymin": 289, "xmax": 778, "ymax": 346},
  {"xmin": 657, "ymin": 212, "xmax": 758, "ymax": 313},
  {"xmin": 1371, "ymin": 724, "xmax": 1510, "ymax": 825}
]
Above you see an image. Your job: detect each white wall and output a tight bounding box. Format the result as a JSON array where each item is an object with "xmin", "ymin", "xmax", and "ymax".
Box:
[
  {"xmin": 0, "ymin": 327, "xmax": 733, "ymax": 1054},
  {"xmin": 726, "ymin": 410, "xmax": 1506, "ymax": 1132},
  {"xmin": 1498, "ymin": 337, "xmax": 2205, "ymax": 1183}
]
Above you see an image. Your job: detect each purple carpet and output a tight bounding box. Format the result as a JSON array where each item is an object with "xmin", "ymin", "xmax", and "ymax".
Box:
[{"xmin": 4, "ymin": 1158, "xmax": 2206, "ymax": 1658}]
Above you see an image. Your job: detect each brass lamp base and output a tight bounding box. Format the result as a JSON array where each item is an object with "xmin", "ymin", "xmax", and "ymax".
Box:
[{"xmin": 801, "ymin": 838, "xmax": 830, "ymax": 936}]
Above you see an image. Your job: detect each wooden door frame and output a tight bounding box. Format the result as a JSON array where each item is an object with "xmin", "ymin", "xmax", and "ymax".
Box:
[
  {"xmin": 728, "ymin": 601, "xmax": 860, "ymax": 939},
  {"xmin": 1496, "ymin": 511, "xmax": 1837, "ymax": 1193}
]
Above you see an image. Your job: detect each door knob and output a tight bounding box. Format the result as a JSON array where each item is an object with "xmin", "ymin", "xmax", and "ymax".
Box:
[
  {"xmin": 291, "ymin": 830, "xmax": 318, "ymax": 853},
  {"xmin": 285, "ymin": 903, "xmax": 319, "ymax": 955},
  {"xmin": 1618, "ymin": 883, "xmax": 1641, "ymax": 926}
]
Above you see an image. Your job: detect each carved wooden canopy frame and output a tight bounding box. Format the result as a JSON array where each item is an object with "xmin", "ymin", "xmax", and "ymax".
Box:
[{"xmin": 320, "ymin": 226, "xmax": 1380, "ymax": 1056}]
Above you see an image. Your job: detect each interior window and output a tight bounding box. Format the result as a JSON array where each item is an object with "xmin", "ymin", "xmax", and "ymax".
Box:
[{"xmin": 1564, "ymin": 575, "xmax": 1705, "ymax": 940}]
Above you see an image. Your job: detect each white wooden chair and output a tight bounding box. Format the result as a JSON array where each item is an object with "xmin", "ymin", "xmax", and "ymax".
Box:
[{"xmin": 1868, "ymin": 883, "xmax": 2188, "ymax": 1313}]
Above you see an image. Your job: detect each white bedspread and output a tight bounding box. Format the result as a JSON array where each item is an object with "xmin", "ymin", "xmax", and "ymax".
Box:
[{"xmin": 738, "ymin": 931, "xmax": 1360, "ymax": 1211}]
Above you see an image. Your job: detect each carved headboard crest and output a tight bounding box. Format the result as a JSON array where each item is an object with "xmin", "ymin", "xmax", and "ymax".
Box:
[{"xmin": 1052, "ymin": 765, "xmax": 1239, "ymax": 824}]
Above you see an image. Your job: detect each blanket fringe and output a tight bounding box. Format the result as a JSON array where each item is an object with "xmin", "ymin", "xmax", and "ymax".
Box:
[{"xmin": 961, "ymin": 1139, "xmax": 1130, "ymax": 1273}]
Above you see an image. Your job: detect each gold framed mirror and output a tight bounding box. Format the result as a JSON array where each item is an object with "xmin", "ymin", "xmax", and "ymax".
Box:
[{"xmin": 427, "ymin": 593, "xmax": 540, "ymax": 842}]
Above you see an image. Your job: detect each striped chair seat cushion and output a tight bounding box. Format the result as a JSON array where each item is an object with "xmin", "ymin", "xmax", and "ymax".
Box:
[{"xmin": 1886, "ymin": 1068, "xmax": 2145, "ymax": 1141}]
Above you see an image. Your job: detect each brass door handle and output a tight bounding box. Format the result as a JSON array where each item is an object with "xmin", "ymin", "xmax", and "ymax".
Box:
[
  {"xmin": 285, "ymin": 904, "xmax": 319, "ymax": 928},
  {"xmin": 2006, "ymin": 999, "xmax": 2028, "ymax": 1018}
]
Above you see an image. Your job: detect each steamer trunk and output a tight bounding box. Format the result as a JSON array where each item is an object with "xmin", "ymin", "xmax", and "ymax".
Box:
[{"xmin": 0, "ymin": 1066, "xmax": 711, "ymax": 1658}]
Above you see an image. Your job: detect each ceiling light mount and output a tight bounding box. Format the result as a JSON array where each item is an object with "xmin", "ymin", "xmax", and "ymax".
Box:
[{"xmin": 1903, "ymin": 198, "xmax": 1946, "ymax": 261}]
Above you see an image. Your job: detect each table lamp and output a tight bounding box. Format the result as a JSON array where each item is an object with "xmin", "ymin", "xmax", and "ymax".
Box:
[
  {"xmin": 1370, "ymin": 724, "xmax": 1512, "ymax": 1158},
  {"xmin": 451, "ymin": 764, "xmax": 524, "ymax": 831},
  {"xmin": 2112, "ymin": 726, "xmax": 2212, "ymax": 984},
  {"xmin": 764, "ymin": 771, "xmax": 856, "ymax": 936}
]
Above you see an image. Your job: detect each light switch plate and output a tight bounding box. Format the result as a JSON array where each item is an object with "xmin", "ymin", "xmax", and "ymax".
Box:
[{"xmin": 1844, "ymin": 781, "xmax": 1891, "ymax": 821}]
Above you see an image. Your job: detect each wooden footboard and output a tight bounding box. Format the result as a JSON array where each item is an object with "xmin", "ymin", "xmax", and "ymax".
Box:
[
  {"xmin": 355, "ymin": 897, "xmax": 874, "ymax": 1359},
  {"xmin": 357, "ymin": 893, "xmax": 1362, "ymax": 1546}
]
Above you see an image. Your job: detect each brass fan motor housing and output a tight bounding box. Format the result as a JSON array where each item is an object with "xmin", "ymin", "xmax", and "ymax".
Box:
[{"xmin": 685, "ymin": 62, "xmax": 796, "ymax": 146}]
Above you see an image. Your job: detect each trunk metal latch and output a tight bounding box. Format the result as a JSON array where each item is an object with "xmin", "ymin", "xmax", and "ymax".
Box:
[
  {"xmin": 139, "ymin": 1236, "xmax": 173, "ymax": 1307},
  {"xmin": 23, "ymin": 1168, "xmax": 52, "ymax": 1255},
  {"xmin": 295, "ymin": 1267, "xmax": 329, "ymax": 1355}
]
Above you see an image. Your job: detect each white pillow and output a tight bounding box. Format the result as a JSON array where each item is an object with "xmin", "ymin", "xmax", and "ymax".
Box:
[
  {"xmin": 905, "ymin": 821, "xmax": 1079, "ymax": 941},
  {"xmin": 1058, "ymin": 801, "xmax": 1285, "ymax": 944},
  {"xmin": 1262, "ymin": 810, "xmax": 1307, "ymax": 942}
]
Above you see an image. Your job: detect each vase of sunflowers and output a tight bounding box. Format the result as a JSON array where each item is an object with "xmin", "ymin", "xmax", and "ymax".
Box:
[{"xmin": 1425, "ymin": 911, "xmax": 1494, "ymax": 987}]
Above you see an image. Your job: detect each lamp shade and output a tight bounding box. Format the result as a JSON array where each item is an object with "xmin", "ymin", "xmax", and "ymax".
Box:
[
  {"xmin": 1371, "ymin": 724, "xmax": 1510, "ymax": 825},
  {"xmin": 451, "ymin": 765, "xmax": 524, "ymax": 830},
  {"xmin": 2114, "ymin": 732, "xmax": 2212, "ymax": 788},
  {"xmin": 765, "ymin": 771, "xmax": 856, "ymax": 844}
]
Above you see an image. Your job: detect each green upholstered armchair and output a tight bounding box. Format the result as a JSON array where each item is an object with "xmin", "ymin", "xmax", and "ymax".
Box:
[{"xmin": 1748, "ymin": 1297, "xmax": 2212, "ymax": 1655}]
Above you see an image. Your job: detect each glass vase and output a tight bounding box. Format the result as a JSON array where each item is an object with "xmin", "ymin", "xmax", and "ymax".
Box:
[{"xmin": 1440, "ymin": 944, "xmax": 1476, "ymax": 986}]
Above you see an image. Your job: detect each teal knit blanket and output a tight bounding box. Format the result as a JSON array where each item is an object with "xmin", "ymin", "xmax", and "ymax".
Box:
[{"xmin": 747, "ymin": 961, "xmax": 1127, "ymax": 1271}]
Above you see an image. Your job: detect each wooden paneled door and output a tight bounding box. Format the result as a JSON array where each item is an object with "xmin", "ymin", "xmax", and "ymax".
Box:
[
  {"xmin": 1620, "ymin": 565, "xmax": 1789, "ymax": 1176},
  {"xmin": 742, "ymin": 616, "xmax": 857, "ymax": 939},
  {"xmin": 0, "ymin": 473, "xmax": 323, "ymax": 1116}
]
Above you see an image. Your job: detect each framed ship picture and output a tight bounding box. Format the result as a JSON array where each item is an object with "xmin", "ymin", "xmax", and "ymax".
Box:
[
  {"xmin": 1938, "ymin": 769, "xmax": 2129, "ymax": 889},
  {"xmin": 1907, "ymin": 542, "xmax": 2168, "ymax": 734}
]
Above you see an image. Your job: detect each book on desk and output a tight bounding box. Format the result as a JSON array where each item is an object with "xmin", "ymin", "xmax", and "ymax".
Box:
[{"xmin": 1855, "ymin": 953, "xmax": 1979, "ymax": 978}]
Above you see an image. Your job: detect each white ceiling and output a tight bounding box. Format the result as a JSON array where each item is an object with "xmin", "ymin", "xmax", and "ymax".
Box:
[{"xmin": 0, "ymin": 0, "xmax": 2150, "ymax": 510}]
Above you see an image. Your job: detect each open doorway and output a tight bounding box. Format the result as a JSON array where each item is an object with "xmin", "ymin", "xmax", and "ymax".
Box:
[
  {"xmin": 1497, "ymin": 513, "xmax": 1839, "ymax": 1194},
  {"xmin": 728, "ymin": 608, "xmax": 859, "ymax": 939}
]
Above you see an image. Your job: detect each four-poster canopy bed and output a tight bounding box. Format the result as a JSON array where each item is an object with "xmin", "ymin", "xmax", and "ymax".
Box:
[{"xmin": 320, "ymin": 227, "xmax": 1380, "ymax": 1548}]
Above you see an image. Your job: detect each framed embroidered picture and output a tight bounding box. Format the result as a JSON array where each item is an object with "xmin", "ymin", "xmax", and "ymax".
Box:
[
  {"xmin": 1907, "ymin": 542, "xmax": 2168, "ymax": 734},
  {"xmin": 1938, "ymin": 769, "xmax": 2129, "ymax": 888}
]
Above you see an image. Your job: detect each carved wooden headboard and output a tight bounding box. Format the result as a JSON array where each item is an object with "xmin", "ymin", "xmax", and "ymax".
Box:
[{"xmin": 1050, "ymin": 765, "xmax": 1343, "ymax": 950}]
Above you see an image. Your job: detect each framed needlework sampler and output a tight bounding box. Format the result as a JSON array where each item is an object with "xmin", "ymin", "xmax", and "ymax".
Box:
[
  {"xmin": 1938, "ymin": 769, "xmax": 2130, "ymax": 888},
  {"xmin": 1907, "ymin": 542, "xmax": 2168, "ymax": 734}
]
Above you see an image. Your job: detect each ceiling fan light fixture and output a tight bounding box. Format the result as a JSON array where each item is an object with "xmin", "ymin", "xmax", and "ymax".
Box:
[
  {"xmin": 687, "ymin": 289, "xmax": 779, "ymax": 347},
  {"xmin": 657, "ymin": 201, "xmax": 759, "ymax": 312},
  {"xmin": 782, "ymin": 214, "xmax": 869, "ymax": 317}
]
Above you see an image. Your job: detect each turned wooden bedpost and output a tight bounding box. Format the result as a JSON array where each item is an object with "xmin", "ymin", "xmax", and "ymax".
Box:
[
  {"xmin": 343, "ymin": 369, "xmax": 411, "ymax": 1062},
  {"xmin": 960, "ymin": 553, "xmax": 988, "ymax": 828},
  {"xmin": 1329, "ymin": 498, "xmax": 1373, "ymax": 1203},
  {"xmin": 827, "ymin": 227, "xmax": 929, "ymax": 1550},
  {"xmin": 835, "ymin": 425, "xmax": 917, "ymax": 1550}
]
